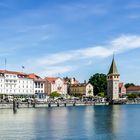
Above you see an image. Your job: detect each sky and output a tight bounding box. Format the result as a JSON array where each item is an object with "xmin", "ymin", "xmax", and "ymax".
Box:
[{"xmin": 0, "ymin": 0, "xmax": 140, "ymax": 84}]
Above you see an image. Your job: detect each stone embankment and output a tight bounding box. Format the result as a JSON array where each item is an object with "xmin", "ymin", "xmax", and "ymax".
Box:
[{"xmin": 0, "ymin": 101, "xmax": 109, "ymax": 109}]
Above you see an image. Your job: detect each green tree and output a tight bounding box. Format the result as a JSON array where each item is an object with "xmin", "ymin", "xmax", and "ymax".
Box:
[
  {"xmin": 89, "ymin": 73, "xmax": 107, "ymax": 95},
  {"xmin": 50, "ymin": 91, "xmax": 61, "ymax": 98},
  {"xmin": 98, "ymin": 92, "xmax": 106, "ymax": 97},
  {"xmin": 125, "ymin": 83, "xmax": 135, "ymax": 88},
  {"xmin": 127, "ymin": 93, "xmax": 137, "ymax": 99}
]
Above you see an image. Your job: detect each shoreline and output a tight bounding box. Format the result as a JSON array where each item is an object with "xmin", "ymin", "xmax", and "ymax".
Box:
[
  {"xmin": 0, "ymin": 102, "xmax": 140, "ymax": 109},
  {"xmin": 0, "ymin": 102, "xmax": 109, "ymax": 109}
]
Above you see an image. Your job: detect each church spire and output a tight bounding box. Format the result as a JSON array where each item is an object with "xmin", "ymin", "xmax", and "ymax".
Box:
[{"xmin": 108, "ymin": 56, "xmax": 119, "ymax": 75}]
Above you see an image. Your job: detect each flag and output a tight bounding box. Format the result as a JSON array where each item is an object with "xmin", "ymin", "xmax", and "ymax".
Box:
[{"xmin": 22, "ymin": 66, "xmax": 25, "ymax": 69}]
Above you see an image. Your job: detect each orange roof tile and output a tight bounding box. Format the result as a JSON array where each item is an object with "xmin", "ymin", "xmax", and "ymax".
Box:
[
  {"xmin": 0, "ymin": 70, "xmax": 44, "ymax": 80},
  {"xmin": 28, "ymin": 73, "xmax": 45, "ymax": 81},
  {"xmin": 45, "ymin": 77, "xmax": 58, "ymax": 83},
  {"xmin": 0, "ymin": 70, "xmax": 28, "ymax": 76},
  {"xmin": 127, "ymin": 86, "xmax": 140, "ymax": 91}
]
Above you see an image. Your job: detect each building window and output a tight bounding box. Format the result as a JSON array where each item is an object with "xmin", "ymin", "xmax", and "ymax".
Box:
[
  {"xmin": 41, "ymin": 83, "xmax": 43, "ymax": 88},
  {"xmin": 35, "ymin": 83, "xmax": 37, "ymax": 88},
  {"xmin": 38, "ymin": 84, "xmax": 40, "ymax": 88}
]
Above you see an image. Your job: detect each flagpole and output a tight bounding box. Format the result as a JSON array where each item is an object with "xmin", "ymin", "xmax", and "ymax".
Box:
[
  {"xmin": 5, "ymin": 58, "xmax": 7, "ymax": 71},
  {"xmin": 21, "ymin": 66, "xmax": 25, "ymax": 73}
]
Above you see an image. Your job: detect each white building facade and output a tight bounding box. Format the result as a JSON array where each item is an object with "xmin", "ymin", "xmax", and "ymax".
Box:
[
  {"xmin": 28, "ymin": 74, "xmax": 45, "ymax": 94},
  {"xmin": 28, "ymin": 74, "xmax": 45, "ymax": 98},
  {"xmin": 0, "ymin": 70, "xmax": 34, "ymax": 95},
  {"xmin": 85, "ymin": 83, "xmax": 94, "ymax": 96}
]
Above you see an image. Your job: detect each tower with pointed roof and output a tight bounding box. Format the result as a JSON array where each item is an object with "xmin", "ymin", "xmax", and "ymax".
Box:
[{"xmin": 107, "ymin": 57, "xmax": 120, "ymax": 100}]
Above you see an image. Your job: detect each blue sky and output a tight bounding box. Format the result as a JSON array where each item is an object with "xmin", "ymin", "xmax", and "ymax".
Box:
[{"xmin": 0, "ymin": 0, "xmax": 140, "ymax": 84}]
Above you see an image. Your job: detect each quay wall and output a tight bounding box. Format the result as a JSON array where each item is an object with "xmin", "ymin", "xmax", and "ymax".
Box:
[{"xmin": 0, "ymin": 102, "xmax": 109, "ymax": 109}]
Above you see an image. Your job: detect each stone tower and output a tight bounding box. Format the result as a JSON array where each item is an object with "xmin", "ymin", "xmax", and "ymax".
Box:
[{"xmin": 107, "ymin": 57, "xmax": 120, "ymax": 101}]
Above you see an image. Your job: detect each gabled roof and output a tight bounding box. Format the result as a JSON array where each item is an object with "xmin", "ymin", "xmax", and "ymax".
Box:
[
  {"xmin": 0, "ymin": 70, "xmax": 45, "ymax": 80},
  {"xmin": 0, "ymin": 70, "xmax": 26, "ymax": 75},
  {"xmin": 127, "ymin": 86, "xmax": 140, "ymax": 91},
  {"xmin": 28, "ymin": 73, "xmax": 40, "ymax": 80},
  {"xmin": 45, "ymin": 77, "xmax": 66, "ymax": 84},
  {"xmin": 108, "ymin": 57, "xmax": 119, "ymax": 75},
  {"xmin": 28, "ymin": 73, "xmax": 45, "ymax": 82},
  {"xmin": 70, "ymin": 83, "xmax": 90, "ymax": 87},
  {"xmin": 45, "ymin": 77, "xmax": 59, "ymax": 83}
]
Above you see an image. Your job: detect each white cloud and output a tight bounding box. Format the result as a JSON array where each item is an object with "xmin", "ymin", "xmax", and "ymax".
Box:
[
  {"xmin": 112, "ymin": 35, "xmax": 140, "ymax": 52},
  {"xmin": 33, "ymin": 34, "xmax": 140, "ymax": 76},
  {"xmin": 38, "ymin": 53, "xmax": 74, "ymax": 65},
  {"xmin": 40, "ymin": 66, "xmax": 74, "ymax": 76},
  {"xmin": 38, "ymin": 34, "xmax": 140, "ymax": 67}
]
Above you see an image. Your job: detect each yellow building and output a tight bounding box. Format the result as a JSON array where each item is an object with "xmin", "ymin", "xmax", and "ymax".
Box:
[{"xmin": 69, "ymin": 83, "xmax": 94, "ymax": 97}]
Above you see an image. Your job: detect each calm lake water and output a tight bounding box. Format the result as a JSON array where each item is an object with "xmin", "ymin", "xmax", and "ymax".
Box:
[{"xmin": 0, "ymin": 105, "xmax": 140, "ymax": 140}]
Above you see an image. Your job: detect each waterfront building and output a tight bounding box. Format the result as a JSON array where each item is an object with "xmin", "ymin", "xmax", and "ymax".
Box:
[
  {"xmin": 69, "ymin": 83, "xmax": 94, "ymax": 97},
  {"xmin": 119, "ymin": 82, "xmax": 126, "ymax": 97},
  {"xmin": 44, "ymin": 77, "xmax": 67, "ymax": 95},
  {"xmin": 70, "ymin": 78, "xmax": 79, "ymax": 84},
  {"xmin": 107, "ymin": 57, "xmax": 120, "ymax": 100},
  {"xmin": 126, "ymin": 86, "xmax": 140, "ymax": 95},
  {"xmin": 28, "ymin": 74, "xmax": 45, "ymax": 98},
  {"xmin": 0, "ymin": 70, "xmax": 34, "ymax": 95},
  {"xmin": 63, "ymin": 77, "xmax": 79, "ymax": 94}
]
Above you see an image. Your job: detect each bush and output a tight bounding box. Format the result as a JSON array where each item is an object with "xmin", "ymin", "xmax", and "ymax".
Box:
[
  {"xmin": 98, "ymin": 92, "xmax": 106, "ymax": 97},
  {"xmin": 127, "ymin": 93, "xmax": 138, "ymax": 99},
  {"xmin": 50, "ymin": 91, "xmax": 61, "ymax": 98}
]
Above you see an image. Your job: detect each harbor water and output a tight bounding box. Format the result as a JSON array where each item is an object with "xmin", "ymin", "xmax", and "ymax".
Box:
[{"xmin": 0, "ymin": 105, "xmax": 140, "ymax": 140}]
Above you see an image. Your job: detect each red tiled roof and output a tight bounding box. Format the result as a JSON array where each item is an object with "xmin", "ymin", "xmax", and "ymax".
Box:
[
  {"xmin": 0, "ymin": 70, "xmax": 26, "ymax": 75},
  {"xmin": 28, "ymin": 73, "xmax": 40, "ymax": 79},
  {"xmin": 0, "ymin": 70, "xmax": 44, "ymax": 80},
  {"xmin": 70, "ymin": 83, "xmax": 88, "ymax": 87},
  {"xmin": 45, "ymin": 77, "xmax": 66, "ymax": 84},
  {"xmin": 127, "ymin": 86, "xmax": 140, "ymax": 91},
  {"xmin": 28, "ymin": 73, "xmax": 45, "ymax": 81},
  {"xmin": 45, "ymin": 77, "xmax": 58, "ymax": 83}
]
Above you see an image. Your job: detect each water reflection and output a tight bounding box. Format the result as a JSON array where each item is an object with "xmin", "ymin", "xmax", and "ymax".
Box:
[
  {"xmin": 92, "ymin": 105, "xmax": 122, "ymax": 139},
  {"xmin": 0, "ymin": 105, "xmax": 140, "ymax": 140}
]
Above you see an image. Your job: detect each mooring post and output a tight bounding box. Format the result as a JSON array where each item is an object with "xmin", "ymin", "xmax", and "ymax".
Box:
[
  {"xmin": 73, "ymin": 101, "xmax": 76, "ymax": 106},
  {"xmin": 13, "ymin": 98, "xmax": 17, "ymax": 111},
  {"xmin": 57, "ymin": 102, "xmax": 59, "ymax": 107},
  {"xmin": 33, "ymin": 101, "xmax": 35, "ymax": 108},
  {"xmin": 27, "ymin": 101, "xmax": 30, "ymax": 108},
  {"xmin": 48, "ymin": 102, "xmax": 51, "ymax": 107},
  {"xmin": 17, "ymin": 100, "xmax": 19, "ymax": 108}
]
